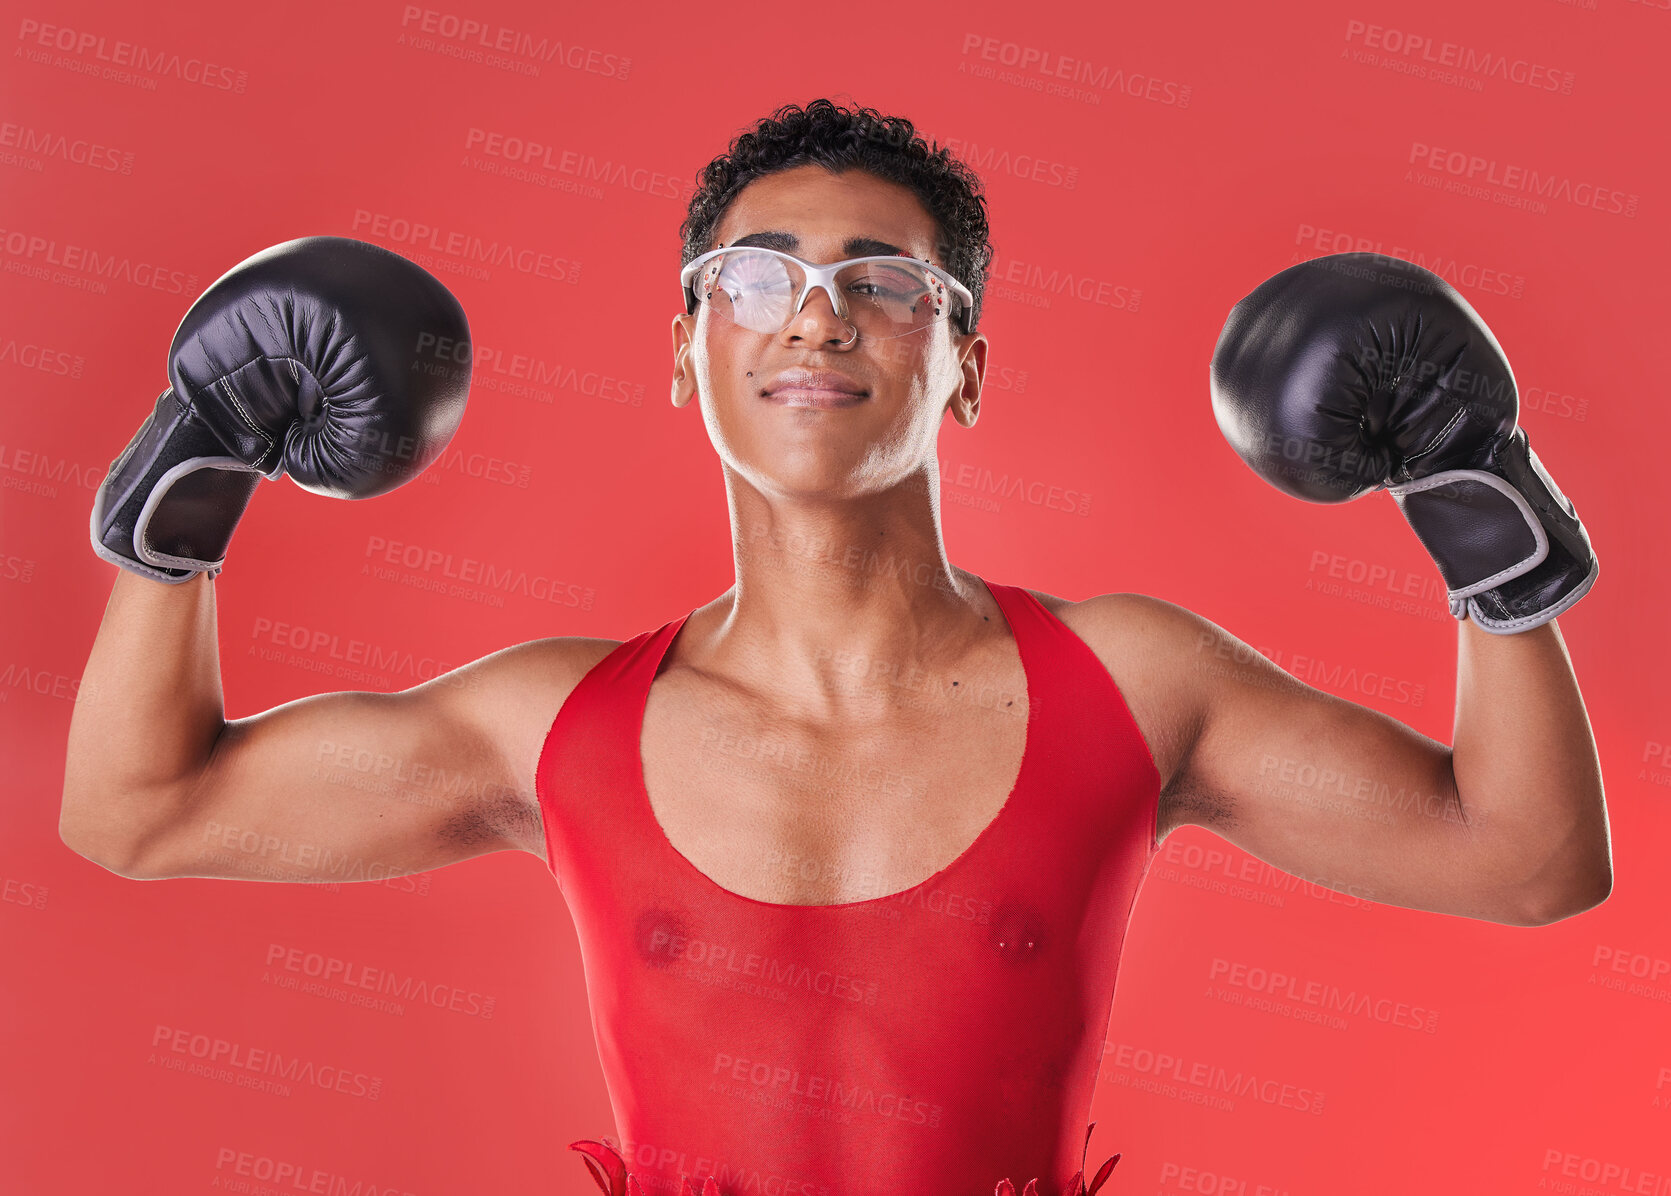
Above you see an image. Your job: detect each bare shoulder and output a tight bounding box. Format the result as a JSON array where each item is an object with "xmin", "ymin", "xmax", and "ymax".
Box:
[
  {"xmin": 471, "ymin": 635, "xmax": 624, "ymax": 778},
  {"xmin": 1025, "ymin": 588, "xmax": 1215, "ymax": 661},
  {"xmin": 433, "ymin": 634, "xmax": 624, "ymax": 858},
  {"xmin": 452, "ymin": 634, "xmax": 624, "ymax": 743},
  {"xmin": 1021, "ymin": 587, "xmax": 1209, "ymax": 715},
  {"xmin": 1019, "ymin": 588, "xmax": 1228, "ymax": 843}
]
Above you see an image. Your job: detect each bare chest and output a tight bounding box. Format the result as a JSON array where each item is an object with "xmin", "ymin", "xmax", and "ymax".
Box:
[{"xmin": 639, "ymin": 648, "xmax": 1030, "ymax": 905}]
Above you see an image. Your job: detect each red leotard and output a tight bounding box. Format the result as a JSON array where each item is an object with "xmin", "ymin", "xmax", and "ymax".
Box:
[{"xmin": 536, "ymin": 578, "xmax": 1160, "ymax": 1196}]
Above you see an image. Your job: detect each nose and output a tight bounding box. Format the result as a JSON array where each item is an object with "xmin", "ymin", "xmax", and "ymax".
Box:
[{"xmin": 781, "ymin": 282, "xmax": 856, "ymax": 347}]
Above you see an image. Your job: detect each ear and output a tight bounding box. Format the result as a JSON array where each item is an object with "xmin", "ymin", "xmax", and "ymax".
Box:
[
  {"xmin": 946, "ymin": 331, "xmax": 989, "ymax": 428},
  {"xmin": 670, "ymin": 312, "xmax": 698, "ymax": 408}
]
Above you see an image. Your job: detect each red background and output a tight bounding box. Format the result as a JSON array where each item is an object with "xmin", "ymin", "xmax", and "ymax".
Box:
[{"xmin": 3, "ymin": 1, "xmax": 1668, "ymax": 1193}]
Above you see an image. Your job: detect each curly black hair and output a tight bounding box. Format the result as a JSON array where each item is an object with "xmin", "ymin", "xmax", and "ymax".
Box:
[{"xmin": 679, "ymin": 98, "xmax": 995, "ymax": 334}]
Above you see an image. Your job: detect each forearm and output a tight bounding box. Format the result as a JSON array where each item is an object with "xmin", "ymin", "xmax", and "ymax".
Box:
[
  {"xmin": 1451, "ymin": 616, "xmax": 1611, "ymax": 919},
  {"xmin": 60, "ymin": 569, "xmax": 227, "ymax": 863}
]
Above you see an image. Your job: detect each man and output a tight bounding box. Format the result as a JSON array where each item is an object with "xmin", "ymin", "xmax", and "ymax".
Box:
[{"xmin": 61, "ymin": 99, "xmax": 1611, "ymax": 1196}]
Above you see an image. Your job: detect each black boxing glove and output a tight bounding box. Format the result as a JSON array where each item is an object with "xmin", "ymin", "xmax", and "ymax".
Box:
[
  {"xmin": 90, "ymin": 235, "xmax": 472, "ymax": 584},
  {"xmin": 1209, "ymin": 251, "xmax": 1598, "ymax": 635}
]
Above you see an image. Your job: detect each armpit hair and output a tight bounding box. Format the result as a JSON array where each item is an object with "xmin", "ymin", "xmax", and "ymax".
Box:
[
  {"xmin": 439, "ymin": 791, "xmax": 544, "ymax": 851},
  {"xmin": 1156, "ymin": 698, "xmax": 1242, "ymax": 835}
]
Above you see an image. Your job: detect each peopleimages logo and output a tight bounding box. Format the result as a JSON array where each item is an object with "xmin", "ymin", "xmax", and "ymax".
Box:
[
  {"xmin": 248, "ymin": 614, "xmax": 466, "ymax": 687},
  {"xmin": 362, "ymin": 535, "xmax": 596, "ymax": 610},
  {"xmin": 1206, "ymin": 957, "xmax": 1441, "ymax": 1033},
  {"xmin": 941, "ymin": 456, "xmax": 1094, "ymax": 517},
  {"xmin": 711, "ymin": 1051, "xmax": 945, "ymax": 1128},
  {"xmin": 0, "ymin": 120, "xmax": 133, "ymax": 173},
  {"xmin": 211, "ymin": 1148, "xmax": 416, "ymax": 1196},
  {"xmin": 0, "ymin": 439, "xmax": 103, "ymax": 499},
  {"xmin": 396, "ymin": 6, "xmax": 631, "ymax": 80},
  {"xmin": 644, "ymin": 924, "xmax": 880, "ymax": 1007},
  {"xmin": 14, "ymin": 19, "xmax": 249, "ymax": 92},
  {"xmin": 1155, "ymin": 838, "xmax": 1377, "ymax": 909},
  {"xmin": 1193, "ymin": 628, "xmax": 1427, "ymax": 708},
  {"xmin": 1540, "ymin": 1149, "xmax": 1671, "ymax": 1196},
  {"xmin": 349, "ymin": 210, "xmax": 581, "ymax": 282},
  {"xmin": 461, "ymin": 128, "xmax": 689, "ymax": 202},
  {"xmin": 1343, "ymin": 20, "xmax": 1576, "ymax": 94},
  {"xmin": 619, "ymin": 1140, "xmax": 830, "ymax": 1196},
  {"xmin": 957, "ymin": 34, "xmax": 1193, "ymax": 107},
  {"xmin": 1292, "ymin": 223, "xmax": 1528, "ymax": 300},
  {"xmin": 1407, "ymin": 142, "xmax": 1639, "ymax": 217},
  {"xmin": 263, "ymin": 943, "xmax": 496, "ymax": 1019},
  {"xmin": 0, "ymin": 660, "xmax": 87, "ymax": 703},
  {"xmin": 988, "ymin": 253, "xmax": 1142, "ymax": 313},
  {"xmin": 414, "ymin": 330, "xmax": 645, "ymax": 409},
  {"xmin": 148, "ymin": 1024, "xmax": 383, "ymax": 1100},
  {"xmin": 1100, "ymin": 1040, "xmax": 1326, "ymax": 1114},
  {"xmin": 940, "ymin": 136, "xmax": 1081, "ymax": 190},
  {"xmin": 0, "ymin": 334, "xmax": 85, "ymax": 377},
  {"xmin": 0, "ymin": 228, "xmax": 198, "ymax": 294}
]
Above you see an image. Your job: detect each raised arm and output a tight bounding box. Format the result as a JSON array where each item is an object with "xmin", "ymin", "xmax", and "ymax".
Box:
[
  {"xmin": 60, "ymin": 569, "xmax": 598, "ymax": 882},
  {"xmin": 1151, "ymin": 249, "xmax": 1614, "ymax": 926},
  {"xmin": 1106, "ymin": 595, "xmax": 1609, "ymax": 926},
  {"xmin": 61, "ymin": 234, "xmax": 547, "ymax": 881}
]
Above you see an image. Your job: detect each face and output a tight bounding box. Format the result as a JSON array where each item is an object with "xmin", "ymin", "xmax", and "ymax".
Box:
[{"xmin": 670, "ymin": 164, "xmax": 987, "ymax": 500}]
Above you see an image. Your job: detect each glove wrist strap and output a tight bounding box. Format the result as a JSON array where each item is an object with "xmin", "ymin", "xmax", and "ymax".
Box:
[
  {"xmin": 1388, "ymin": 427, "xmax": 1597, "ymax": 634},
  {"xmin": 89, "ymin": 389, "xmax": 268, "ymax": 584}
]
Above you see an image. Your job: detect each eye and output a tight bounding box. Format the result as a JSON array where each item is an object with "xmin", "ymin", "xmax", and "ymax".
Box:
[
  {"xmin": 846, "ymin": 265, "xmax": 924, "ymax": 299},
  {"xmin": 720, "ymin": 252, "xmax": 791, "ymax": 296}
]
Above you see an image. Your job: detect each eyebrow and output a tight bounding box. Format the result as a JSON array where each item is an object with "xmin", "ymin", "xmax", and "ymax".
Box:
[{"xmin": 725, "ymin": 230, "xmax": 913, "ymax": 260}]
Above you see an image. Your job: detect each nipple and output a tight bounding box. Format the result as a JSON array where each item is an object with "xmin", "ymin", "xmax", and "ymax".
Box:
[
  {"xmin": 989, "ymin": 899, "xmax": 1046, "ymax": 964},
  {"xmin": 634, "ymin": 906, "xmax": 694, "ymax": 971}
]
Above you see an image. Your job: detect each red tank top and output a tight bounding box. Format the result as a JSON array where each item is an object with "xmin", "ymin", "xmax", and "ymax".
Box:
[{"xmin": 536, "ymin": 579, "xmax": 1160, "ymax": 1196}]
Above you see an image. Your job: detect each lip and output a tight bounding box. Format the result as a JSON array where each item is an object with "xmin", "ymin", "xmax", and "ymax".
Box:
[
  {"xmin": 762, "ymin": 368, "xmax": 868, "ymax": 408},
  {"xmin": 765, "ymin": 388, "xmax": 868, "ymax": 409}
]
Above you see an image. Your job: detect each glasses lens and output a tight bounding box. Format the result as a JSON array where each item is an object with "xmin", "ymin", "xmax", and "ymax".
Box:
[
  {"xmin": 834, "ymin": 258, "xmax": 952, "ymax": 339},
  {"xmin": 692, "ymin": 250, "xmax": 955, "ymax": 339},
  {"xmin": 697, "ymin": 250, "xmax": 795, "ymax": 334}
]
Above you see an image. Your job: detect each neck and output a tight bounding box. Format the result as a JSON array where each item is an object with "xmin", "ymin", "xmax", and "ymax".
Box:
[{"xmin": 700, "ymin": 466, "xmax": 990, "ymax": 721}]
